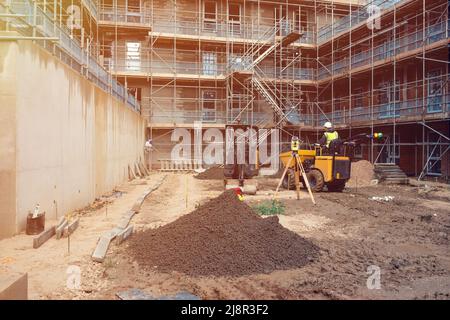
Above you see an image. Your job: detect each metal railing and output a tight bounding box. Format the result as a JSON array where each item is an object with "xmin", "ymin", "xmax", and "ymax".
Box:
[
  {"xmin": 104, "ymin": 43, "xmax": 315, "ymax": 81},
  {"xmin": 106, "ymin": 58, "xmax": 228, "ymax": 77},
  {"xmin": 318, "ymin": 93, "xmax": 450, "ymax": 126},
  {"xmin": 97, "ymin": 5, "xmax": 315, "ymax": 44},
  {"xmin": 318, "ymin": 0, "xmax": 403, "ymax": 43},
  {"xmin": 147, "ymin": 110, "xmax": 272, "ymax": 125},
  {"xmin": 99, "ymin": 4, "xmax": 150, "ymax": 25},
  {"xmin": 318, "ymin": 21, "xmax": 448, "ymax": 80}
]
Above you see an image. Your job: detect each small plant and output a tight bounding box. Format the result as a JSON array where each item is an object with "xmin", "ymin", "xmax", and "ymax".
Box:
[{"xmin": 253, "ymin": 200, "xmax": 285, "ymax": 216}]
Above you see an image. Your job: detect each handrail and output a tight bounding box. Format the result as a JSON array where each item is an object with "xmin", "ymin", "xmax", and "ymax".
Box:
[
  {"xmin": 318, "ymin": 21, "xmax": 448, "ymax": 81},
  {"xmin": 318, "ymin": 0, "xmax": 403, "ymax": 43}
]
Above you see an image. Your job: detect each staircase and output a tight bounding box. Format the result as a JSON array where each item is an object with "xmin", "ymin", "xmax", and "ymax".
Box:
[
  {"xmin": 374, "ymin": 163, "xmax": 409, "ymax": 184},
  {"xmin": 251, "ymin": 76, "xmax": 285, "ymax": 119},
  {"xmin": 227, "ymin": 19, "xmax": 301, "ymax": 124}
]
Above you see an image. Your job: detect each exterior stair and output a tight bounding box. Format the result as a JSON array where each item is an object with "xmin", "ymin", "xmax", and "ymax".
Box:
[
  {"xmin": 374, "ymin": 163, "xmax": 409, "ymax": 184},
  {"xmin": 251, "ymin": 77, "xmax": 285, "ymax": 119}
]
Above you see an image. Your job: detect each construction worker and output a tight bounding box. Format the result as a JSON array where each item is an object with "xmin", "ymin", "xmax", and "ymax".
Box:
[
  {"xmin": 318, "ymin": 122, "xmax": 339, "ymax": 150},
  {"xmin": 144, "ymin": 138, "xmax": 153, "ymax": 170}
]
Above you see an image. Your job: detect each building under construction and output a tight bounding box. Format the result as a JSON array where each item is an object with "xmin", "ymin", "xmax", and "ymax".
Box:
[
  {"xmin": 97, "ymin": 0, "xmax": 449, "ymax": 180},
  {"xmin": 0, "ymin": 0, "xmax": 449, "ymax": 237},
  {"xmin": 2, "ymin": 0, "xmax": 450, "ymax": 301}
]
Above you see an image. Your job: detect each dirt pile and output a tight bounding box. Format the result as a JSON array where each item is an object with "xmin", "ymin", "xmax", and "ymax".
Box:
[
  {"xmin": 128, "ymin": 190, "xmax": 319, "ymax": 277},
  {"xmin": 194, "ymin": 166, "xmax": 224, "ymax": 180},
  {"xmin": 347, "ymin": 160, "xmax": 375, "ymax": 188}
]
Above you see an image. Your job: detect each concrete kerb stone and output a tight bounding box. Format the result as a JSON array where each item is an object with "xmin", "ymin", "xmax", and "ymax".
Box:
[
  {"xmin": 132, "ymin": 175, "xmax": 167, "ymax": 213},
  {"xmin": 103, "ymin": 228, "xmax": 121, "ymax": 241},
  {"xmin": 117, "ymin": 225, "xmax": 133, "ymax": 245},
  {"xmin": 56, "ymin": 220, "xmax": 68, "ymax": 239},
  {"xmin": 92, "ymin": 175, "xmax": 167, "ymax": 263},
  {"xmin": 92, "ymin": 236, "xmax": 112, "ymax": 263},
  {"xmin": 62, "ymin": 218, "xmax": 79, "ymax": 238},
  {"xmin": 131, "ymin": 196, "xmax": 145, "ymax": 212},
  {"xmin": 117, "ymin": 211, "xmax": 136, "ymax": 230},
  {"xmin": 91, "ymin": 227, "xmax": 122, "ymax": 262},
  {"xmin": 33, "ymin": 226, "xmax": 56, "ymax": 249},
  {"xmin": 57, "ymin": 216, "xmax": 66, "ymax": 228}
]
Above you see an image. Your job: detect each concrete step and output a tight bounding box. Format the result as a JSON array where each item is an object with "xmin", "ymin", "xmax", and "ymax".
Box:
[
  {"xmin": 375, "ymin": 165, "xmax": 401, "ymax": 169},
  {"xmin": 375, "ymin": 169, "xmax": 404, "ymax": 173},
  {"xmin": 378, "ymin": 174, "xmax": 408, "ymax": 178},
  {"xmin": 375, "ymin": 164, "xmax": 409, "ymax": 184},
  {"xmin": 384, "ymin": 177, "xmax": 409, "ymax": 184}
]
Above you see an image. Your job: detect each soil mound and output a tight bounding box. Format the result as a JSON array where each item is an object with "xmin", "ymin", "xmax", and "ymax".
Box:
[
  {"xmin": 194, "ymin": 166, "xmax": 224, "ymax": 180},
  {"xmin": 347, "ymin": 160, "xmax": 375, "ymax": 188},
  {"xmin": 128, "ymin": 190, "xmax": 319, "ymax": 276}
]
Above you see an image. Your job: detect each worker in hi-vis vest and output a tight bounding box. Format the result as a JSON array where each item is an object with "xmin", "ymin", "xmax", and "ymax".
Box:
[{"xmin": 318, "ymin": 122, "xmax": 339, "ymax": 149}]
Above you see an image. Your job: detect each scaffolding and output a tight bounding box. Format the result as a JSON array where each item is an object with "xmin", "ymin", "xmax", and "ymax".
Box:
[
  {"xmin": 0, "ymin": 0, "xmax": 141, "ymax": 111},
  {"xmin": 1, "ymin": 0, "xmax": 449, "ymax": 178}
]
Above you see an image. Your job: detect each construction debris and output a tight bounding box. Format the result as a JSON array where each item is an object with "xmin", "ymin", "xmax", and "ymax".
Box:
[
  {"xmin": 116, "ymin": 288, "xmax": 200, "ymax": 300},
  {"xmin": 128, "ymin": 190, "xmax": 319, "ymax": 276},
  {"xmin": 370, "ymin": 196, "xmax": 395, "ymax": 202}
]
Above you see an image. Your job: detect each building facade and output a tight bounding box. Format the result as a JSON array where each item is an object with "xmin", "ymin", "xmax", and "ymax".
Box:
[{"xmin": 2, "ymin": 0, "xmax": 449, "ymax": 180}]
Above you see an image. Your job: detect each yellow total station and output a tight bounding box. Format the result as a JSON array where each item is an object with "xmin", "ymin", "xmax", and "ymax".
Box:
[{"xmin": 291, "ymin": 137, "xmax": 300, "ymax": 151}]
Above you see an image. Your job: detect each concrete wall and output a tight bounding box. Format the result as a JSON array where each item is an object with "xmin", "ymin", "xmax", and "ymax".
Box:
[{"xmin": 0, "ymin": 38, "xmax": 145, "ymax": 239}]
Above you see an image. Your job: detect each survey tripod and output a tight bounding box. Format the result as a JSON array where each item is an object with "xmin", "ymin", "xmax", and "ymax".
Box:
[{"xmin": 275, "ymin": 137, "xmax": 316, "ymax": 204}]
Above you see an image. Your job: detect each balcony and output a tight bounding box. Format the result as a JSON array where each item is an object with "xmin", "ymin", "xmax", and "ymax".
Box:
[
  {"xmin": 103, "ymin": 45, "xmax": 318, "ymax": 82},
  {"xmin": 1, "ymin": 0, "xmax": 140, "ymax": 111},
  {"xmin": 318, "ymin": 0, "xmax": 404, "ymax": 44},
  {"xmin": 315, "ymin": 71, "xmax": 450, "ymax": 127},
  {"xmin": 318, "ymin": 21, "xmax": 449, "ymax": 81},
  {"xmin": 318, "ymin": 94, "xmax": 450, "ymax": 126},
  {"xmin": 105, "ymin": 59, "xmax": 227, "ymax": 80},
  {"xmin": 97, "ymin": 5, "xmax": 315, "ymax": 45},
  {"xmin": 98, "ymin": 4, "xmax": 151, "ymax": 29},
  {"xmin": 147, "ymin": 110, "xmax": 273, "ymax": 127}
]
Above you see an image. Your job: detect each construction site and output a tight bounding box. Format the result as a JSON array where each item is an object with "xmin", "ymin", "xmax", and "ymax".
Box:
[{"xmin": 0, "ymin": 0, "xmax": 449, "ymax": 301}]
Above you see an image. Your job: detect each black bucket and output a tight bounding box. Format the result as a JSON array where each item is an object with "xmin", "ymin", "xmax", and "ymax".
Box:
[{"xmin": 26, "ymin": 211, "xmax": 45, "ymax": 235}]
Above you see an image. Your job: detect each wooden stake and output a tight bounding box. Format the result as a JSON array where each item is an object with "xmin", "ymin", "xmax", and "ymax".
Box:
[{"xmin": 54, "ymin": 200, "xmax": 58, "ymax": 219}]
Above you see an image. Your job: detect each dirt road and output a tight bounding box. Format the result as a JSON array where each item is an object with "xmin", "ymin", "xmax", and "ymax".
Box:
[
  {"xmin": 98, "ymin": 176, "xmax": 450, "ymax": 300},
  {"xmin": 1, "ymin": 173, "xmax": 449, "ymax": 299}
]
